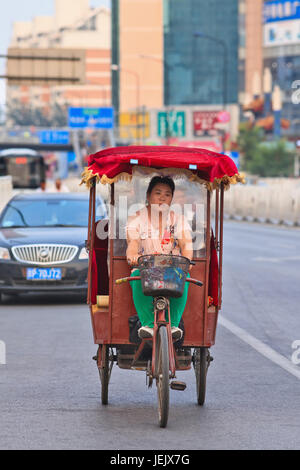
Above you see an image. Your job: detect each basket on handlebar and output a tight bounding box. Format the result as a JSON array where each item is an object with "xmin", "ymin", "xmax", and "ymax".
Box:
[{"xmin": 138, "ymin": 254, "xmax": 190, "ymax": 298}]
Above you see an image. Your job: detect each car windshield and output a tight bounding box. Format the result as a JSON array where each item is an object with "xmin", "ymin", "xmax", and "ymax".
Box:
[{"xmin": 0, "ymin": 198, "xmax": 107, "ymax": 228}]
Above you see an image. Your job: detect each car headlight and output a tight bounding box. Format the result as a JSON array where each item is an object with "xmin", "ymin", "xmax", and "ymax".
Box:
[
  {"xmin": 0, "ymin": 247, "xmax": 11, "ymax": 260},
  {"xmin": 79, "ymin": 247, "xmax": 89, "ymax": 260}
]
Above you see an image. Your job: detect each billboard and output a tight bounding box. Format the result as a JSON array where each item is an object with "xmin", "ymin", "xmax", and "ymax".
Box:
[
  {"xmin": 6, "ymin": 48, "xmax": 86, "ymax": 86},
  {"xmin": 264, "ymin": 0, "xmax": 300, "ymax": 46},
  {"xmin": 119, "ymin": 112, "xmax": 150, "ymax": 140},
  {"xmin": 263, "ymin": 1, "xmax": 300, "ymax": 23}
]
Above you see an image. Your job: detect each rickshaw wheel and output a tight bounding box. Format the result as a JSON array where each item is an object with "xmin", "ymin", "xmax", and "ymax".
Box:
[
  {"xmin": 194, "ymin": 347, "xmax": 209, "ymax": 406},
  {"xmin": 98, "ymin": 345, "xmax": 113, "ymax": 405},
  {"xmin": 155, "ymin": 326, "xmax": 170, "ymax": 428}
]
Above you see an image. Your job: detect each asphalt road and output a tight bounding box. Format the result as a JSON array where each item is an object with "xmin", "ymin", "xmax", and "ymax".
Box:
[{"xmin": 0, "ymin": 221, "xmax": 300, "ymax": 450}]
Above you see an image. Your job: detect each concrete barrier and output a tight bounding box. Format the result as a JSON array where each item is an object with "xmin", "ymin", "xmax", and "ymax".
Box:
[
  {"xmin": 0, "ymin": 176, "xmax": 13, "ymax": 213},
  {"xmin": 223, "ymin": 183, "xmax": 300, "ymax": 226}
]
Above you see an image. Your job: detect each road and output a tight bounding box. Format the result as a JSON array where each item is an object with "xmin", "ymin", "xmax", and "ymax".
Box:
[{"xmin": 0, "ymin": 221, "xmax": 300, "ymax": 450}]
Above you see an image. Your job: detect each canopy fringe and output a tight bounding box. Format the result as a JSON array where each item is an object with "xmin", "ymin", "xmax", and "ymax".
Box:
[{"xmin": 80, "ymin": 166, "xmax": 245, "ymax": 190}]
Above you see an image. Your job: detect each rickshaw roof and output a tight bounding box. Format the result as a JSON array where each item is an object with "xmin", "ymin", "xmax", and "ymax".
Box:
[{"xmin": 81, "ymin": 145, "xmax": 245, "ymax": 190}]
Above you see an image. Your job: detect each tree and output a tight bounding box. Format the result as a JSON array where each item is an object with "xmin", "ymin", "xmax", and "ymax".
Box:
[
  {"xmin": 237, "ymin": 122, "xmax": 264, "ymax": 172},
  {"xmin": 249, "ymin": 140, "xmax": 294, "ymax": 177},
  {"xmin": 6, "ymin": 100, "xmax": 68, "ymax": 127},
  {"xmin": 237, "ymin": 123, "xmax": 294, "ymax": 177}
]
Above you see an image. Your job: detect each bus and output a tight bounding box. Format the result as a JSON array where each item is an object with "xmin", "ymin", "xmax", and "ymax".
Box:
[{"xmin": 0, "ymin": 149, "xmax": 46, "ymax": 189}]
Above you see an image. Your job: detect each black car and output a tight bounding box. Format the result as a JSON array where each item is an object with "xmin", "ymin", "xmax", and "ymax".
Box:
[{"xmin": 0, "ymin": 192, "xmax": 107, "ymax": 300}]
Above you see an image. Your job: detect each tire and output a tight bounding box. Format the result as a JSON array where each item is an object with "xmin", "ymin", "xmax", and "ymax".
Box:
[
  {"xmin": 98, "ymin": 346, "xmax": 113, "ymax": 405},
  {"xmin": 194, "ymin": 347, "xmax": 209, "ymax": 406},
  {"xmin": 155, "ymin": 326, "xmax": 170, "ymax": 428}
]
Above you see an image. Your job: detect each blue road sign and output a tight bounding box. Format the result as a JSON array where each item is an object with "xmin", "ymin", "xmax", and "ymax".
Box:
[
  {"xmin": 68, "ymin": 107, "xmax": 114, "ymax": 129},
  {"xmin": 225, "ymin": 151, "xmax": 240, "ymax": 169},
  {"xmin": 39, "ymin": 130, "xmax": 70, "ymax": 145}
]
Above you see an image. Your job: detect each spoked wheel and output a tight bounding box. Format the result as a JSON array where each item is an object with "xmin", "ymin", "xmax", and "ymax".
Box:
[
  {"xmin": 193, "ymin": 347, "xmax": 210, "ymax": 406},
  {"xmin": 155, "ymin": 326, "xmax": 170, "ymax": 428},
  {"xmin": 98, "ymin": 345, "xmax": 114, "ymax": 405}
]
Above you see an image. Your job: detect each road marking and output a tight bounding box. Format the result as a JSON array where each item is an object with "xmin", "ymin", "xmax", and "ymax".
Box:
[
  {"xmin": 219, "ymin": 315, "xmax": 300, "ymax": 381},
  {"xmin": 253, "ymin": 256, "xmax": 300, "ymax": 263}
]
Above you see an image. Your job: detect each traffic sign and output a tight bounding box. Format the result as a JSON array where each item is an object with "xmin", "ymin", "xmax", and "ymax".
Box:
[
  {"xmin": 119, "ymin": 111, "xmax": 150, "ymax": 139},
  {"xmin": 225, "ymin": 151, "xmax": 240, "ymax": 169},
  {"xmin": 68, "ymin": 107, "xmax": 114, "ymax": 129},
  {"xmin": 158, "ymin": 111, "xmax": 185, "ymax": 138},
  {"xmin": 38, "ymin": 130, "xmax": 70, "ymax": 145}
]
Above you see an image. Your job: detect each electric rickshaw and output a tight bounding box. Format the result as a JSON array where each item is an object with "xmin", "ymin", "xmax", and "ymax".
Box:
[{"xmin": 81, "ymin": 145, "xmax": 243, "ymax": 428}]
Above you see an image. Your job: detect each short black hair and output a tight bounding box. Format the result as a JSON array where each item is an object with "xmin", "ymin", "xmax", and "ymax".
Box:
[{"xmin": 146, "ymin": 176, "xmax": 175, "ymax": 197}]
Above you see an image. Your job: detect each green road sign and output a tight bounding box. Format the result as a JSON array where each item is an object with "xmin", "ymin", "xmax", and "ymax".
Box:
[{"xmin": 157, "ymin": 111, "xmax": 186, "ymax": 138}]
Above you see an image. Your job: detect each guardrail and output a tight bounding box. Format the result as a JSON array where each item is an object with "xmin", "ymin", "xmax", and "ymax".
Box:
[
  {"xmin": 0, "ymin": 176, "xmax": 13, "ymax": 213},
  {"xmin": 220, "ymin": 184, "xmax": 300, "ymax": 226}
]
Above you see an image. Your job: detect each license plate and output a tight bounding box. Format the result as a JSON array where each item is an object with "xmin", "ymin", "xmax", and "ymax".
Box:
[{"xmin": 26, "ymin": 268, "xmax": 62, "ymax": 281}]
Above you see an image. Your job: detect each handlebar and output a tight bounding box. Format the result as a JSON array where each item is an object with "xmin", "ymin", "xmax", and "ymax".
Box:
[
  {"xmin": 186, "ymin": 278, "xmax": 203, "ymax": 287},
  {"xmin": 115, "ymin": 276, "xmax": 141, "ymax": 285},
  {"xmin": 115, "ymin": 276, "xmax": 203, "ymax": 287}
]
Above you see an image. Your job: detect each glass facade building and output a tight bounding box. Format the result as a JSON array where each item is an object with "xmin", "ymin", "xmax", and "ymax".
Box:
[
  {"xmin": 163, "ymin": 0, "xmax": 239, "ymax": 106},
  {"xmin": 263, "ymin": 0, "xmax": 300, "ymax": 137}
]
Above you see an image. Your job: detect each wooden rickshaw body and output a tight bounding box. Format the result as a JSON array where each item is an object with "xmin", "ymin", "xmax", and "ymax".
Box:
[{"xmin": 83, "ymin": 146, "xmax": 243, "ymax": 361}]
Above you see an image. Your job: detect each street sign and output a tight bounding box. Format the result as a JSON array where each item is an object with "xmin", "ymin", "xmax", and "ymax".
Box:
[
  {"xmin": 39, "ymin": 130, "xmax": 70, "ymax": 145},
  {"xmin": 119, "ymin": 111, "xmax": 150, "ymax": 139},
  {"xmin": 158, "ymin": 111, "xmax": 185, "ymax": 138},
  {"xmin": 68, "ymin": 107, "xmax": 114, "ymax": 129},
  {"xmin": 225, "ymin": 151, "xmax": 240, "ymax": 169}
]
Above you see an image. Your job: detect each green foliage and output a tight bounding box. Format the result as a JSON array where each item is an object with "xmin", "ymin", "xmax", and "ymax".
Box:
[{"xmin": 237, "ymin": 123, "xmax": 294, "ymax": 177}]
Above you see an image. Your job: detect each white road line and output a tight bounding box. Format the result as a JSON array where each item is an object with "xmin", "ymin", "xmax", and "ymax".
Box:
[
  {"xmin": 253, "ymin": 256, "xmax": 300, "ymax": 263},
  {"xmin": 219, "ymin": 315, "xmax": 300, "ymax": 381}
]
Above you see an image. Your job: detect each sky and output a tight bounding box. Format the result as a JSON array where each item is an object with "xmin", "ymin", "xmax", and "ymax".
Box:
[{"xmin": 0, "ymin": 0, "xmax": 111, "ymax": 107}]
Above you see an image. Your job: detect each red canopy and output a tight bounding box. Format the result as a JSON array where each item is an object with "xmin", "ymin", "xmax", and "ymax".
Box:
[{"xmin": 81, "ymin": 145, "xmax": 244, "ymax": 190}]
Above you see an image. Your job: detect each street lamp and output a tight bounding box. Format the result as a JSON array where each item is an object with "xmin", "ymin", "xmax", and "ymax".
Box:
[
  {"xmin": 263, "ymin": 67, "xmax": 272, "ymax": 116},
  {"xmin": 111, "ymin": 64, "xmax": 141, "ymax": 143},
  {"xmin": 193, "ymin": 32, "xmax": 228, "ymax": 110},
  {"xmin": 272, "ymin": 84, "xmax": 282, "ymax": 138}
]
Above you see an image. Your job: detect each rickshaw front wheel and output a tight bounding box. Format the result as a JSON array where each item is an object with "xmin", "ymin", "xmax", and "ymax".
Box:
[{"xmin": 155, "ymin": 326, "xmax": 170, "ymax": 428}]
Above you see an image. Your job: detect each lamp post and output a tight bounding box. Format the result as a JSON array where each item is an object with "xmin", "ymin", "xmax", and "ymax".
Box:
[
  {"xmin": 111, "ymin": 64, "xmax": 141, "ymax": 144},
  {"xmin": 252, "ymin": 70, "xmax": 262, "ymax": 100},
  {"xmin": 272, "ymin": 84, "xmax": 282, "ymax": 138},
  {"xmin": 193, "ymin": 32, "xmax": 228, "ymax": 110},
  {"xmin": 263, "ymin": 67, "xmax": 272, "ymax": 116}
]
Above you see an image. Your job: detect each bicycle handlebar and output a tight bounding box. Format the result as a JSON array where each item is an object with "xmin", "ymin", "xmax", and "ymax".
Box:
[{"xmin": 115, "ymin": 276, "xmax": 203, "ymax": 287}]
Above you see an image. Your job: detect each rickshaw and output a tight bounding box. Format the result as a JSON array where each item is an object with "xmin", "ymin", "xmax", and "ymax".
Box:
[{"xmin": 81, "ymin": 145, "xmax": 243, "ymax": 428}]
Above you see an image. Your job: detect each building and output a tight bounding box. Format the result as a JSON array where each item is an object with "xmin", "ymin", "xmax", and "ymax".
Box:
[
  {"xmin": 263, "ymin": 0, "xmax": 300, "ymax": 137},
  {"xmin": 163, "ymin": 0, "xmax": 239, "ymax": 107},
  {"xmin": 242, "ymin": 0, "xmax": 264, "ymax": 101},
  {"xmin": 112, "ymin": 0, "xmax": 240, "ymax": 145},
  {"xmin": 112, "ymin": 0, "xmax": 239, "ymax": 112},
  {"xmin": 111, "ymin": 0, "xmax": 164, "ymax": 114},
  {"xmin": 6, "ymin": 0, "xmax": 111, "ymax": 122}
]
